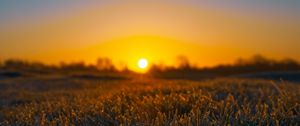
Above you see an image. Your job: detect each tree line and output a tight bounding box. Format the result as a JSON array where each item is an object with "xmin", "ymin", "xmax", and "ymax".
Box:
[{"xmin": 0, "ymin": 55, "xmax": 300, "ymax": 76}]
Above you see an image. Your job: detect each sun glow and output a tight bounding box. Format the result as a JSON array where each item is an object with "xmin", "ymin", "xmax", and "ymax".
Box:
[{"xmin": 138, "ymin": 58, "xmax": 148, "ymax": 69}]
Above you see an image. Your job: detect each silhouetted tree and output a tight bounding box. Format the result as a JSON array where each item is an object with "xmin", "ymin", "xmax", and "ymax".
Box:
[
  {"xmin": 0, "ymin": 58, "xmax": 3, "ymax": 68},
  {"xmin": 149, "ymin": 54, "xmax": 300, "ymax": 80},
  {"xmin": 96, "ymin": 57, "xmax": 116, "ymax": 71},
  {"xmin": 176, "ymin": 55, "xmax": 191, "ymax": 69},
  {"xmin": 235, "ymin": 58, "xmax": 248, "ymax": 66},
  {"xmin": 4, "ymin": 59, "xmax": 28, "ymax": 69},
  {"xmin": 250, "ymin": 54, "xmax": 275, "ymax": 65}
]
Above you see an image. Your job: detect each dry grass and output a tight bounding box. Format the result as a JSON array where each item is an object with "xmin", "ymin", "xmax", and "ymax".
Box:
[{"xmin": 0, "ymin": 78, "xmax": 299, "ymax": 125}]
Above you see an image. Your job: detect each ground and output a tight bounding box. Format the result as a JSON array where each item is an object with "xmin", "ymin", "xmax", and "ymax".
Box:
[{"xmin": 0, "ymin": 76, "xmax": 299, "ymax": 125}]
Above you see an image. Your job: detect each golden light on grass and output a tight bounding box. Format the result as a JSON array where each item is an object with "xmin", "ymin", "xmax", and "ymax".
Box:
[{"xmin": 138, "ymin": 58, "xmax": 148, "ymax": 69}]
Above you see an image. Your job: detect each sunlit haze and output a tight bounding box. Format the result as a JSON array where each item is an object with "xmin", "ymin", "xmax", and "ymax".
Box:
[
  {"xmin": 1, "ymin": 1, "xmax": 300, "ymax": 72},
  {"xmin": 1, "ymin": 1, "xmax": 300, "ymax": 124},
  {"xmin": 138, "ymin": 58, "xmax": 148, "ymax": 72}
]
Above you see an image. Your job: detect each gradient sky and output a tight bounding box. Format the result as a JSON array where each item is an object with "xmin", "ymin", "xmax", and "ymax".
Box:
[{"xmin": 1, "ymin": 1, "xmax": 300, "ymax": 71}]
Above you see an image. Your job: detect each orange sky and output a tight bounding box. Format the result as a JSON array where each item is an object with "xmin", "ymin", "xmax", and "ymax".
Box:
[{"xmin": 0, "ymin": 1, "xmax": 300, "ymax": 72}]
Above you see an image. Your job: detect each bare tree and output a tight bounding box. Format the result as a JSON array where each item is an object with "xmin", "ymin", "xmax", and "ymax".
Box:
[
  {"xmin": 176, "ymin": 55, "xmax": 191, "ymax": 69},
  {"xmin": 96, "ymin": 57, "xmax": 115, "ymax": 71}
]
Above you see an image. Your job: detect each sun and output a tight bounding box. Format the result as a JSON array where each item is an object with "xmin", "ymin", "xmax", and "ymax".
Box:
[{"xmin": 138, "ymin": 58, "xmax": 148, "ymax": 69}]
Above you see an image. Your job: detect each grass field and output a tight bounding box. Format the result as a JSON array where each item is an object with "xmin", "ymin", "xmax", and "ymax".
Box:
[{"xmin": 0, "ymin": 76, "xmax": 299, "ymax": 125}]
